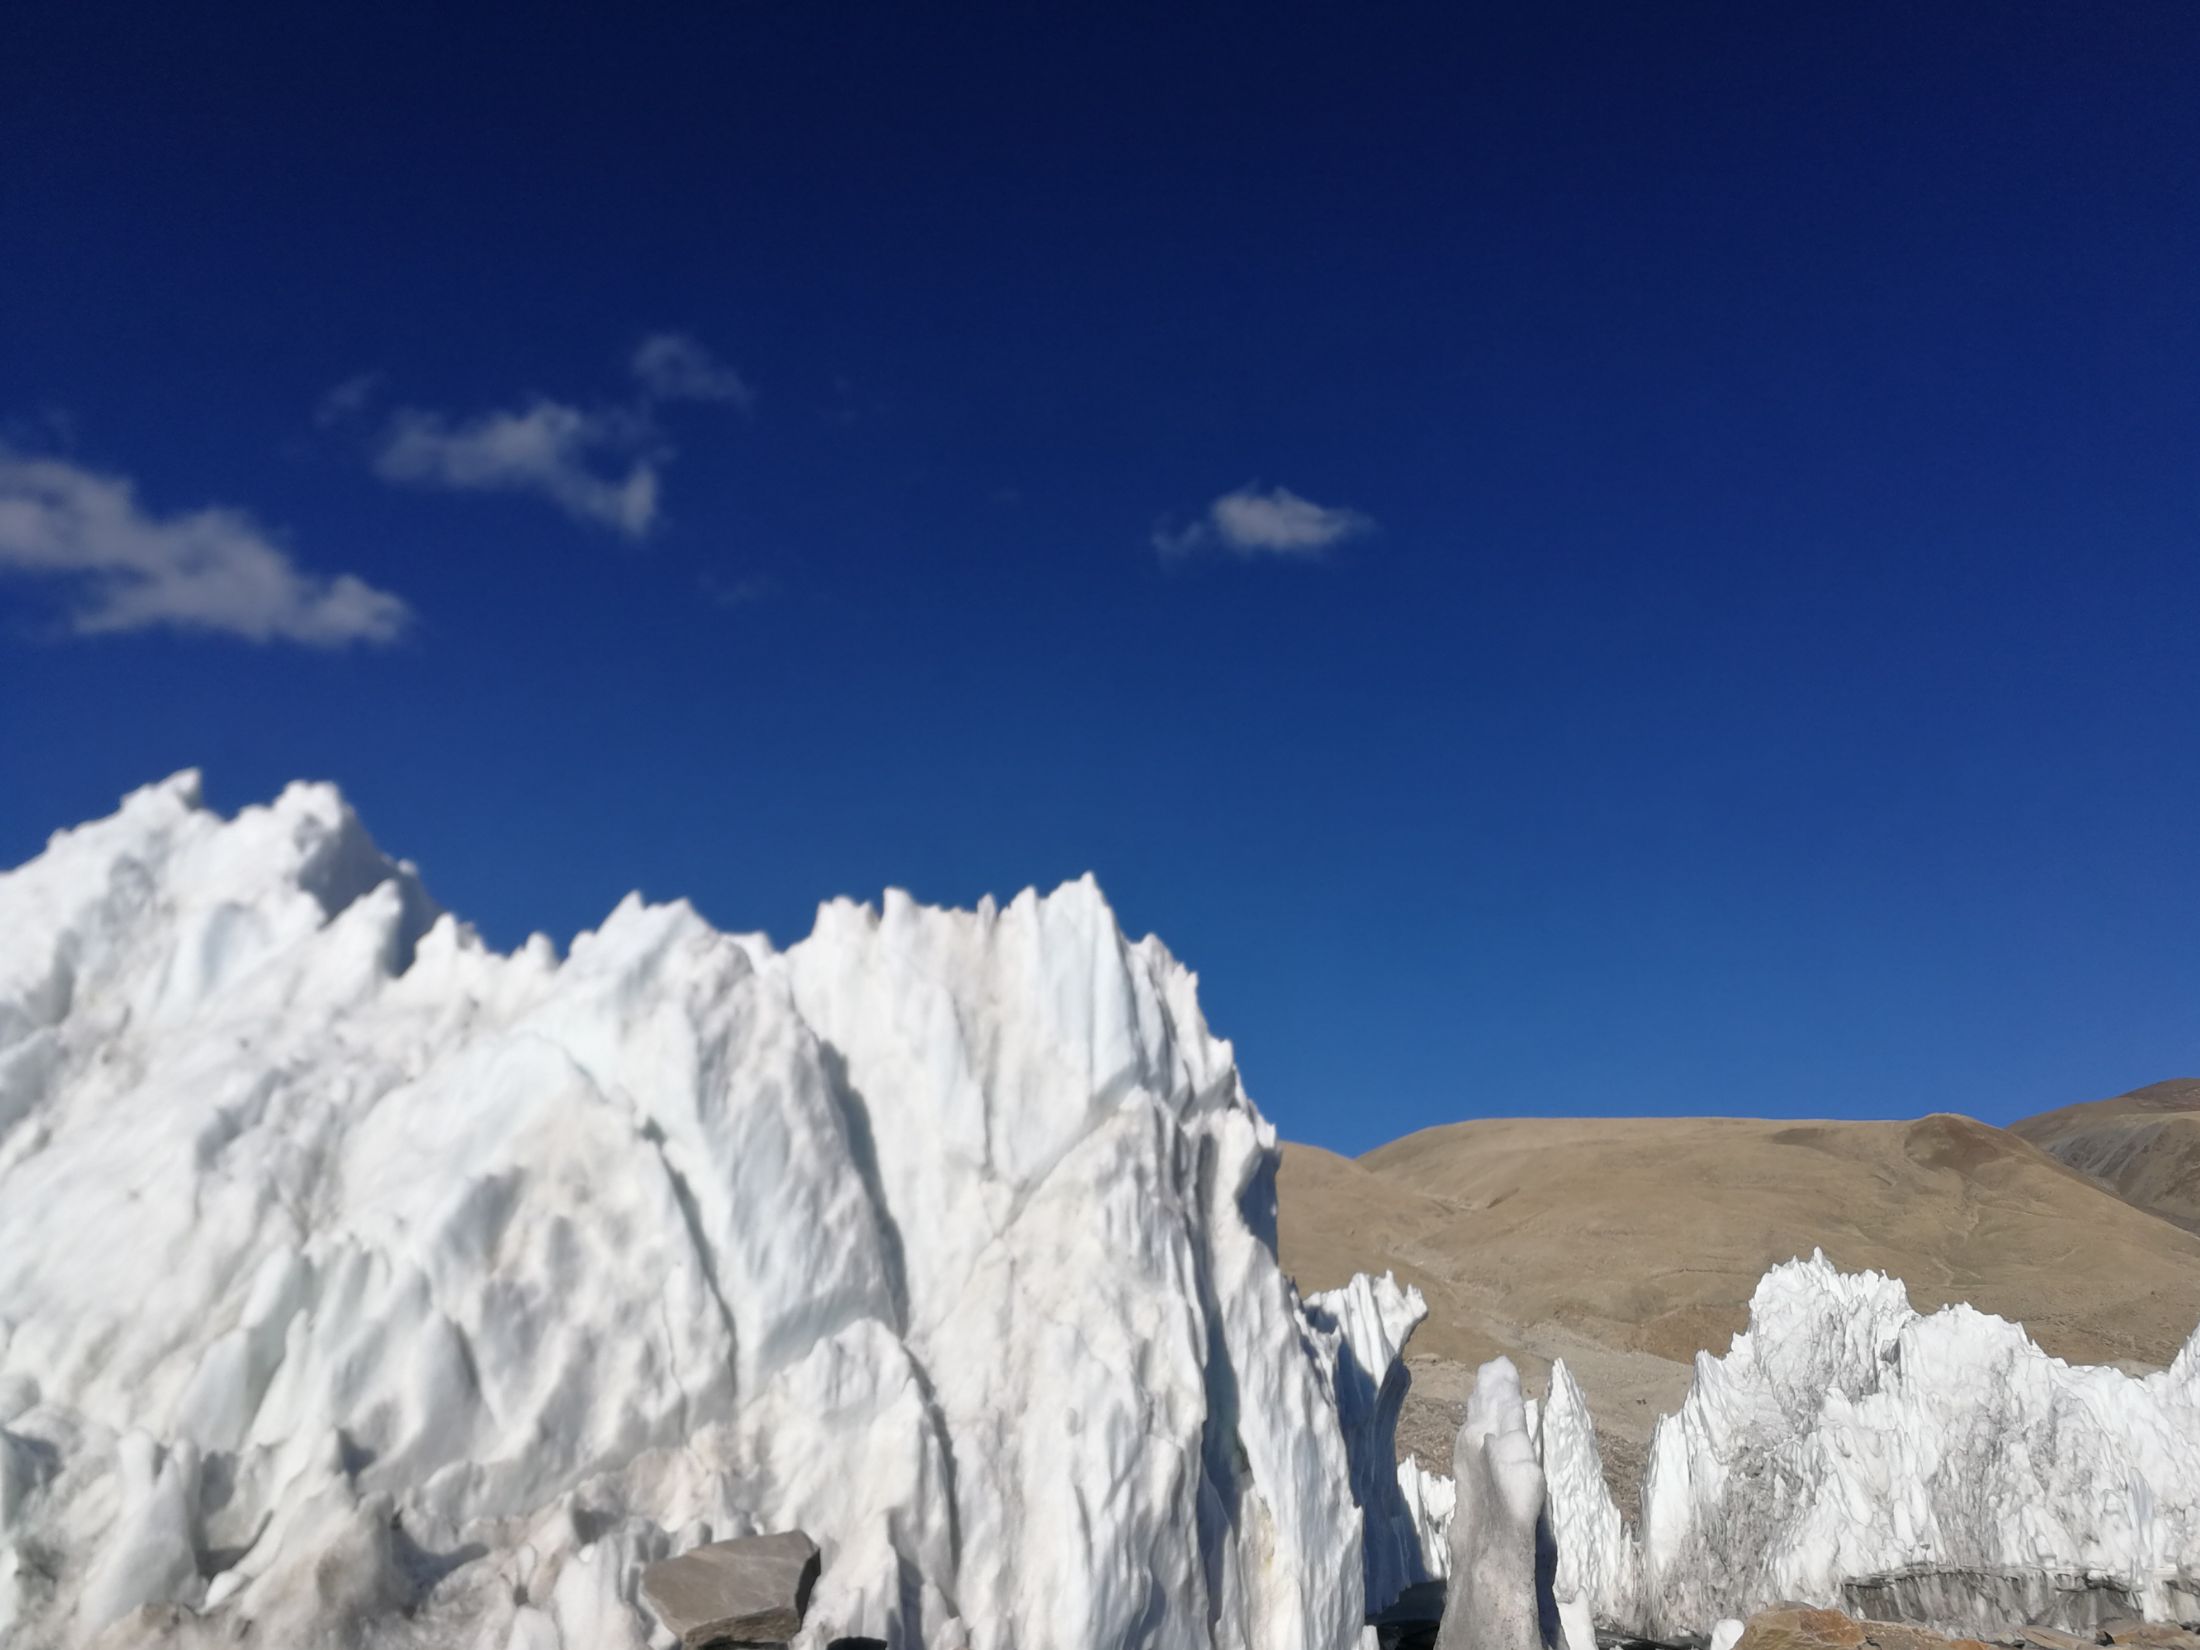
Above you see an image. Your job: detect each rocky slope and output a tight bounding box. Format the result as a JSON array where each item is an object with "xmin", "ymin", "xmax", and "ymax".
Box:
[{"xmin": 2013, "ymin": 1079, "xmax": 2200, "ymax": 1235}]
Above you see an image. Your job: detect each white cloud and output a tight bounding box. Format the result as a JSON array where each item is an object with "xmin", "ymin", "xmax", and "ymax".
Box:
[
  {"xmin": 1211, "ymin": 485, "xmax": 1373, "ymax": 554},
  {"xmin": 632, "ymin": 333, "xmax": 754, "ymax": 410},
  {"xmin": 1155, "ymin": 483, "xmax": 1374, "ymax": 561},
  {"xmin": 364, "ymin": 335, "xmax": 745, "ymax": 535},
  {"xmin": 314, "ymin": 371, "xmax": 384, "ymax": 427},
  {"xmin": 0, "ymin": 450, "xmax": 410, "ymax": 646},
  {"xmin": 374, "ymin": 399, "xmax": 661, "ymax": 537}
]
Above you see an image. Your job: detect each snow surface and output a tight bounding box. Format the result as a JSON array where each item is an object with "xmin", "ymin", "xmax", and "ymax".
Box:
[{"xmin": 0, "ymin": 775, "xmax": 1411, "ymax": 1650}]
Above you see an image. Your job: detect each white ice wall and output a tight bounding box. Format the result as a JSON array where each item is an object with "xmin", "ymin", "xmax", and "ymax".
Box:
[{"xmin": 0, "ymin": 775, "xmax": 1399, "ymax": 1650}]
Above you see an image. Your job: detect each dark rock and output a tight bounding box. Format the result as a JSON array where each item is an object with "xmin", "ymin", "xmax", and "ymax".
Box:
[{"xmin": 639, "ymin": 1529, "xmax": 820, "ymax": 1648}]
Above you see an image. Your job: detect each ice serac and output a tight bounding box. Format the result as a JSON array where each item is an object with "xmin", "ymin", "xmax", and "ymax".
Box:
[
  {"xmin": 0, "ymin": 775, "xmax": 1390, "ymax": 1650},
  {"xmin": 1435, "ymin": 1358, "xmax": 1560, "ymax": 1650},
  {"xmin": 1401, "ymin": 1263, "xmax": 2200, "ymax": 1646},
  {"xmin": 1396, "ymin": 1457, "xmax": 1456, "ymax": 1585},
  {"xmin": 1305, "ymin": 1270, "xmax": 1431, "ymax": 1617},
  {"xmin": 1635, "ymin": 1253, "xmax": 2200, "ymax": 1637},
  {"xmin": 1536, "ymin": 1359, "xmax": 1639, "ymax": 1633}
]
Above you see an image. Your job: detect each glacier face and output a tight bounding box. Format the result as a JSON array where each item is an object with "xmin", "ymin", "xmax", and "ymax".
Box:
[
  {"xmin": 0, "ymin": 775, "xmax": 1394, "ymax": 1650},
  {"xmin": 1634, "ymin": 1253, "xmax": 2200, "ymax": 1635},
  {"xmin": 1401, "ymin": 1258, "xmax": 2200, "ymax": 1640}
]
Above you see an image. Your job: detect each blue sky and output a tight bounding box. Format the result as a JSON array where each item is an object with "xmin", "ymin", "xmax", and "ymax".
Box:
[{"xmin": 4, "ymin": 3, "xmax": 2198, "ymax": 1152}]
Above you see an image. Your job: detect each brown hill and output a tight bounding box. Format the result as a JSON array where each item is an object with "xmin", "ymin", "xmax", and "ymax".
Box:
[
  {"xmin": 1277, "ymin": 1112, "xmax": 2200, "ymax": 1485},
  {"xmin": 2012, "ymin": 1078, "xmax": 2200, "ymax": 1235}
]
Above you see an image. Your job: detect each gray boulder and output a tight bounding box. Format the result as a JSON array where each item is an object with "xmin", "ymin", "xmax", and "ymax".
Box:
[{"xmin": 640, "ymin": 1530, "xmax": 821, "ymax": 1648}]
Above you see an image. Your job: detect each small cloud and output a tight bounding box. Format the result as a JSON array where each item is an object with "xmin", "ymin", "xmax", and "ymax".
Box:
[
  {"xmin": 373, "ymin": 399, "xmax": 661, "ymax": 537},
  {"xmin": 314, "ymin": 371, "xmax": 385, "ymax": 427},
  {"xmin": 700, "ymin": 570, "xmax": 773, "ymax": 608},
  {"xmin": 1150, "ymin": 518, "xmax": 1209, "ymax": 558},
  {"xmin": 632, "ymin": 333, "xmax": 753, "ymax": 411},
  {"xmin": 1212, "ymin": 485, "xmax": 1373, "ymax": 554},
  {"xmin": 0, "ymin": 448, "xmax": 409, "ymax": 646},
  {"xmin": 1156, "ymin": 483, "xmax": 1375, "ymax": 561}
]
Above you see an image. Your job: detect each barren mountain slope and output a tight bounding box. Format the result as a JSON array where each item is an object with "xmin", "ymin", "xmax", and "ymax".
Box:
[
  {"xmin": 2013, "ymin": 1078, "xmax": 2200, "ymax": 1235},
  {"xmin": 1277, "ymin": 1112, "xmax": 2200, "ymax": 1487}
]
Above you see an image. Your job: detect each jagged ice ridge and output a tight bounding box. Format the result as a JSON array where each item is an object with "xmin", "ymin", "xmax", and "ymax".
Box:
[
  {"xmin": 1403, "ymin": 1256, "xmax": 2200, "ymax": 1639},
  {"xmin": 0, "ymin": 775, "xmax": 1421, "ymax": 1650}
]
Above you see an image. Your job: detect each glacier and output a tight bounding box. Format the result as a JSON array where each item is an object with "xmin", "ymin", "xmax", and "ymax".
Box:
[
  {"xmin": 1633, "ymin": 1252, "xmax": 2200, "ymax": 1635},
  {"xmin": 11, "ymin": 775, "xmax": 2200, "ymax": 1650},
  {"xmin": 1402, "ymin": 1255, "xmax": 2200, "ymax": 1641},
  {"xmin": 0, "ymin": 774, "xmax": 1417, "ymax": 1650}
]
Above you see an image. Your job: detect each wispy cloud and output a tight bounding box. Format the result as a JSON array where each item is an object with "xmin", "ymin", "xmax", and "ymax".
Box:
[
  {"xmin": 362, "ymin": 333, "xmax": 748, "ymax": 537},
  {"xmin": 0, "ymin": 449, "xmax": 409, "ymax": 646},
  {"xmin": 313, "ymin": 371, "xmax": 384, "ymax": 428},
  {"xmin": 1154, "ymin": 483, "xmax": 1374, "ymax": 561},
  {"xmin": 700, "ymin": 570, "xmax": 773, "ymax": 609},
  {"xmin": 632, "ymin": 333, "xmax": 753, "ymax": 410},
  {"xmin": 374, "ymin": 399, "xmax": 662, "ymax": 537}
]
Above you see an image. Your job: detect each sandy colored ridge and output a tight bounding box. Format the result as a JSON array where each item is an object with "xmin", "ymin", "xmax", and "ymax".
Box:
[{"xmin": 1276, "ymin": 1109, "xmax": 2200, "ymax": 1492}]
